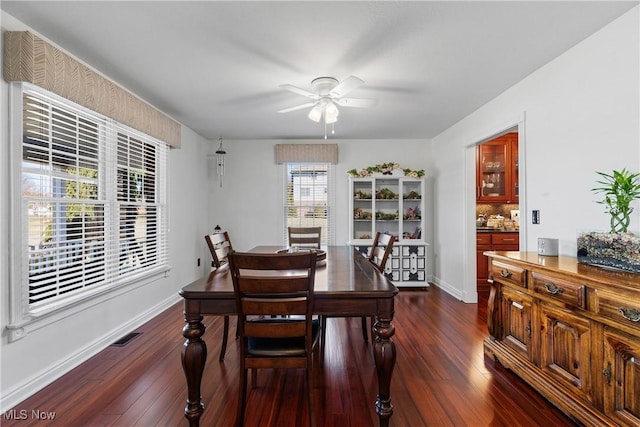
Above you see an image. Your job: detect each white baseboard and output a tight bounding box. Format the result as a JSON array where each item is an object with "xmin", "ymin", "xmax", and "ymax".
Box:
[
  {"xmin": 0, "ymin": 294, "xmax": 181, "ymax": 412},
  {"xmin": 432, "ymin": 276, "xmax": 464, "ymax": 300}
]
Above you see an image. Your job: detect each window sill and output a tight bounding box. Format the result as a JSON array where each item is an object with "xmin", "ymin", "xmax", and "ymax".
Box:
[{"xmin": 6, "ymin": 266, "xmax": 171, "ymax": 342}]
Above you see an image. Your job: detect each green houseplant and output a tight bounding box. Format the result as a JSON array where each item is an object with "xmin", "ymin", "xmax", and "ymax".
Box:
[
  {"xmin": 591, "ymin": 168, "xmax": 640, "ymax": 233},
  {"xmin": 577, "ymin": 168, "xmax": 640, "ymax": 272}
]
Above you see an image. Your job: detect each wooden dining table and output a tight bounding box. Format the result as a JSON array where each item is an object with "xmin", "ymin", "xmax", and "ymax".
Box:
[{"xmin": 180, "ymin": 245, "xmax": 399, "ymax": 426}]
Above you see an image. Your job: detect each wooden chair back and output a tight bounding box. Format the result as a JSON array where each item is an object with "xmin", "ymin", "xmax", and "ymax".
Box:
[
  {"xmin": 228, "ymin": 250, "xmax": 318, "ymax": 426},
  {"xmin": 369, "ymin": 232, "xmax": 396, "ymax": 273},
  {"xmin": 288, "ymin": 226, "xmax": 322, "ymax": 249},
  {"xmin": 204, "ymin": 232, "xmax": 233, "ymax": 268}
]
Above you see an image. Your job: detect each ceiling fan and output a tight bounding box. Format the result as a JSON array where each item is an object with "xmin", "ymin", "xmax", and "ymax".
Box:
[{"xmin": 277, "ymin": 76, "xmax": 377, "ymax": 127}]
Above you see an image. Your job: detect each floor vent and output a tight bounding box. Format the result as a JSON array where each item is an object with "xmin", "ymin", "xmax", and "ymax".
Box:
[{"xmin": 111, "ymin": 332, "xmax": 142, "ymax": 347}]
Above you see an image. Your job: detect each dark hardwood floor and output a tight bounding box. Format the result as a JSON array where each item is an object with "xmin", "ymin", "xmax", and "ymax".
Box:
[{"xmin": 4, "ymin": 286, "xmax": 577, "ymax": 426}]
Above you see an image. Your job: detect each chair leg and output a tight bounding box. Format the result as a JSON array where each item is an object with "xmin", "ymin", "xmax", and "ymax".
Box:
[
  {"xmin": 319, "ymin": 316, "xmax": 327, "ymax": 363},
  {"xmin": 219, "ymin": 315, "xmax": 230, "ymax": 362},
  {"xmin": 361, "ymin": 316, "xmax": 369, "ymax": 342},
  {"xmin": 236, "ymin": 366, "xmax": 247, "ymax": 427},
  {"xmin": 306, "ymin": 364, "xmax": 316, "ymax": 427}
]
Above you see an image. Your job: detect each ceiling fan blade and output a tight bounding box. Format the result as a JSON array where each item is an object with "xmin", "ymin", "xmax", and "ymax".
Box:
[
  {"xmin": 330, "ymin": 75, "xmax": 364, "ymax": 98},
  {"xmin": 277, "ymin": 102, "xmax": 317, "ymax": 113},
  {"xmin": 279, "ymin": 84, "xmax": 318, "ymax": 99},
  {"xmin": 335, "ymin": 97, "xmax": 378, "ymax": 108}
]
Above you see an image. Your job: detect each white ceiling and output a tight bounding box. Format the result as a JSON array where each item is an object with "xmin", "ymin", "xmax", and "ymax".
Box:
[{"xmin": 2, "ymin": 1, "xmax": 637, "ymax": 141}]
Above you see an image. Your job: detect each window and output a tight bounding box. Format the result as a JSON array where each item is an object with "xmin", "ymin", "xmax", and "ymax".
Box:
[
  {"xmin": 10, "ymin": 83, "xmax": 168, "ymax": 332},
  {"xmin": 283, "ymin": 163, "xmax": 334, "ymax": 246}
]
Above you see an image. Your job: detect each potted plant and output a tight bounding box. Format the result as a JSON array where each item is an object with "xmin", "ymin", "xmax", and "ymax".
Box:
[{"xmin": 577, "ymin": 168, "xmax": 640, "ymax": 272}]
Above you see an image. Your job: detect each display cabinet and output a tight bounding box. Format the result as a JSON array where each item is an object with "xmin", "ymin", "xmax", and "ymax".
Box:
[
  {"xmin": 349, "ymin": 176, "xmax": 427, "ymax": 287},
  {"xmin": 477, "ymin": 132, "xmax": 518, "ymax": 203}
]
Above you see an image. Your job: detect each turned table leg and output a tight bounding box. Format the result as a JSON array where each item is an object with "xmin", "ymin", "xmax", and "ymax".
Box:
[
  {"xmin": 372, "ymin": 299, "xmax": 396, "ymax": 427},
  {"xmin": 182, "ymin": 302, "xmax": 207, "ymax": 427}
]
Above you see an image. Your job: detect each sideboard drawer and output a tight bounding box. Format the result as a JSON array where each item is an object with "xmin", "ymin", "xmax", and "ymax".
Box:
[
  {"xmin": 490, "ymin": 260, "xmax": 527, "ymax": 288},
  {"xmin": 593, "ymin": 288, "xmax": 640, "ymax": 327},
  {"xmin": 532, "ymin": 272, "xmax": 586, "ymax": 309}
]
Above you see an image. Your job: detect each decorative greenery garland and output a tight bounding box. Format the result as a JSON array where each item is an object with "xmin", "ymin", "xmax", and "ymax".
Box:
[{"xmin": 347, "ymin": 162, "xmax": 425, "ymax": 178}]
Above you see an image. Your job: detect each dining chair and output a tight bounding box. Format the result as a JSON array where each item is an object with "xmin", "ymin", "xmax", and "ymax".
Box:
[
  {"xmin": 204, "ymin": 232, "xmax": 234, "ymax": 361},
  {"xmin": 319, "ymin": 232, "xmax": 396, "ymax": 359},
  {"xmin": 288, "ymin": 226, "xmax": 322, "ymax": 249},
  {"xmin": 228, "ymin": 250, "xmax": 319, "ymax": 427},
  {"xmin": 361, "ymin": 232, "xmax": 397, "ymax": 341}
]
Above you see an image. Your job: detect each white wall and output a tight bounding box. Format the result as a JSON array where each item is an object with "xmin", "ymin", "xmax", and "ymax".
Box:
[
  {"xmin": 0, "ymin": 13, "xmax": 211, "ymax": 410},
  {"xmin": 204, "ymin": 139, "xmax": 433, "ymax": 267},
  {"xmin": 430, "ymin": 7, "xmax": 640, "ymax": 302}
]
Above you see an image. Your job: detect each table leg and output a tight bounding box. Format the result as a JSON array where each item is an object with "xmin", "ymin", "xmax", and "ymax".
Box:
[
  {"xmin": 372, "ymin": 299, "xmax": 396, "ymax": 427},
  {"xmin": 182, "ymin": 305, "xmax": 207, "ymax": 427}
]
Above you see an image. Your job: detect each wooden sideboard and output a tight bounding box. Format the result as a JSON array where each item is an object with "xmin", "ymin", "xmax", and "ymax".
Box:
[{"xmin": 484, "ymin": 251, "xmax": 640, "ymax": 426}]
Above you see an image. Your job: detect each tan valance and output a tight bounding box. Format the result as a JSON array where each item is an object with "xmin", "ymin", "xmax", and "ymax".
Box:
[
  {"xmin": 3, "ymin": 31, "xmax": 181, "ymax": 148},
  {"xmin": 274, "ymin": 144, "xmax": 338, "ymax": 164}
]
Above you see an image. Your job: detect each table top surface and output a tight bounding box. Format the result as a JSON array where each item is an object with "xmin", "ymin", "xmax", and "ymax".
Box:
[{"xmin": 180, "ymin": 245, "xmax": 399, "ymax": 300}]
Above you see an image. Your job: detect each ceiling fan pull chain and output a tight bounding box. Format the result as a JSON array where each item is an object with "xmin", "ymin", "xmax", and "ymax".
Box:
[{"xmin": 324, "ymin": 122, "xmax": 328, "ymax": 139}]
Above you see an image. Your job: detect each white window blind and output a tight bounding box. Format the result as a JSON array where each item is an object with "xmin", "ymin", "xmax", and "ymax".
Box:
[
  {"xmin": 283, "ymin": 163, "xmax": 335, "ymax": 246},
  {"xmin": 16, "ymin": 84, "xmax": 168, "ymax": 319}
]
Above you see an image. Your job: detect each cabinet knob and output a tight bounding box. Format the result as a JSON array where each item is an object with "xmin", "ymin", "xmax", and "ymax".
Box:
[
  {"xmin": 619, "ymin": 307, "xmax": 640, "ymax": 322},
  {"xmin": 500, "ymin": 269, "xmax": 512, "ymax": 278}
]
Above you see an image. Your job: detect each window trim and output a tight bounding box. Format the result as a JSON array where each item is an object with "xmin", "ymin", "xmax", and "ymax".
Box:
[{"xmin": 7, "ymin": 82, "xmax": 170, "ymax": 342}]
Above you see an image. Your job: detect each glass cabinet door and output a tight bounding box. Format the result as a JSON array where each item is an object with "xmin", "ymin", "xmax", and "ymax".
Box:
[
  {"xmin": 401, "ymin": 180, "xmax": 422, "ymax": 239},
  {"xmin": 477, "ymin": 133, "xmax": 518, "ymax": 204},
  {"xmin": 477, "ymin": 141, "xmax": 508, "ymax": 202},
  {"xmin": 352, "ymin": 180, "xmax": 373, "ymax": 240},
  {"xmin": 374, "ymin": 179, "xmax": 399, "ymax": 238}
]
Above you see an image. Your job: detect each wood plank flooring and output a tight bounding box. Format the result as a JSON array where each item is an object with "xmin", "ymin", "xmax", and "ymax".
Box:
[{"xmin": 3, "ymin": 286, "xmax": 577, "ymax": 426}]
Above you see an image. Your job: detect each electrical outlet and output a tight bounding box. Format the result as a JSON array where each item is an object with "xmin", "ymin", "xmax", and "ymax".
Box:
[{"xmin": 532, "ymin": 210, "xmax": 540, "ymax": 224}]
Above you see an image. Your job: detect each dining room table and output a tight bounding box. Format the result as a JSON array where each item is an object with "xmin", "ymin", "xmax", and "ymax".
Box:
[{"xmin": 180, "ymin": 245, "xmax": 399, "ymax": 427}]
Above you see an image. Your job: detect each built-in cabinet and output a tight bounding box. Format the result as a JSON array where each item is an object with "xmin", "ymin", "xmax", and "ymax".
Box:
[
  {"xmin": 349, "ymin": 176, "xmax": 427, "ymax": 287},
  {"xmin": 484, "ymin": 252, "xmax": 640, "ymax": 426},
  {"xmin": 477, "ymin": 232, "xmax": 519, "ymax": 298},
  {"xmin": 477, "ymin": 133, "xmax": 519, "ymax": 203}
]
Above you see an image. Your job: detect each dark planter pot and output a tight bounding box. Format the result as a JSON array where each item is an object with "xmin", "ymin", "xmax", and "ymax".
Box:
[{"xmin": 577, "ymin": 231, "xmax": 640, "ymax": 273}]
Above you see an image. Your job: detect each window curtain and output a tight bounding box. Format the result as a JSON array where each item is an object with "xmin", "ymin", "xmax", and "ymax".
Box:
[{"xmin": 275, "ymin": 144, "xmax": 338, "ymax": 164}]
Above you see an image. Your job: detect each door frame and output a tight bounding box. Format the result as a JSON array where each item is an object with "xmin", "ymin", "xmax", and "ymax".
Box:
[{"xmin": 462, "ymin": 113, "xmax": 527, "ymax": 303}]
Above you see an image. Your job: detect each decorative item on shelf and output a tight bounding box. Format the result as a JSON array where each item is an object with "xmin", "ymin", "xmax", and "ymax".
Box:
[
  {"xmin": 347, "ymin": 163, "xmax": 425, "ymax": 178},
  {"xmin": 354, "ymin": 190, "xmax": 372, "ymax": 199},
  {"xmin": 403, "ymin": 206, "xmax": 420, "ymax": 220},
  {"xmin": 376, "ymin": 188, "xmax": 398, "ymax": 199},
  {"xmin": 215, "ymin": 137, "xmax": 226, "ymax": 189},
  {"xmin": 404, "ymin": 190, "xmax": 421, "ymax": 200},
  {"xmin": 577, "ymin": 168, "xmax": 640, "ymax": 272},
  {"xmin": 353, "ymin": 208, "xmax": 372, "ymax": 220},
  {"xmin": 375, "ymin": 211, "xmax": 399, "ymax": 220}
]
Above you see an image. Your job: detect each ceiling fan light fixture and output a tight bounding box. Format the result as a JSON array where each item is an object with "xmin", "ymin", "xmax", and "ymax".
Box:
[
  {"xmin": 324, "ymin": 111, "xmax": 338, "ymax": 124},
  {"xmin": 324, "ymin": 101, "xmax": 339, "ymax": 123},
  {"xmin": 308, "ymin": 104, "xmax": 323, "ymax": 122}
]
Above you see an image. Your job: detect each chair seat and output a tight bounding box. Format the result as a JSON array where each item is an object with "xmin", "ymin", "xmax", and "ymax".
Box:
[{"xmin": 247, "ymin": 318, "xmax": 319, "ymax": 357}]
